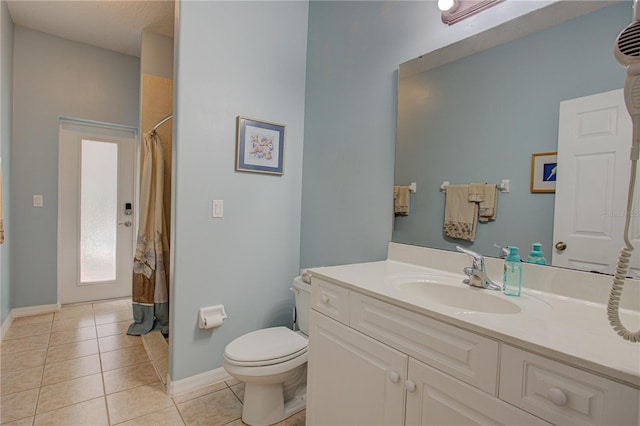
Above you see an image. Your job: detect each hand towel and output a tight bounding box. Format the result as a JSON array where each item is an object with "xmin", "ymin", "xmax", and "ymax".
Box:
[
  {"xmin": 468, "ymin": 183, "xmax": 485, "ymax": 202},
  {"xmin": 444, "ymin": 184, "xmax": 478, "ymax": 241},
  {"xmin": 394, "ymin": 185, "xmax": 410, "ymax": 216},
  {"xmin": 479, "ymin": 183, "xmax": 498, "ymax": 222}
]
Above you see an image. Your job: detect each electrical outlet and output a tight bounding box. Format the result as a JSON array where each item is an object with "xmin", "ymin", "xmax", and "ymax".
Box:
[{"xmin": 33, "ymin": 195, "xmax": 43, "ymax": 207}]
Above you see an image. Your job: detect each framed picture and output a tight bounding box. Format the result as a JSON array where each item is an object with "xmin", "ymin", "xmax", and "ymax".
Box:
[
  {"xmin": 236, "ymin": 116, "xmax": 286, "ymax": 175},
  {"xmin": 530, "ymin": 152, "xmax": 557, "ymax": 193}
]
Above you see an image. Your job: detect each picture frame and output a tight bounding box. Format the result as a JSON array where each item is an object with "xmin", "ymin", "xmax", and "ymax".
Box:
[
  {"xmin": 236, "ymin": 116, "xmax": 286, "ymax": 175},
  {"xmin": 530, "ymin": 152, "xmax": 557, "ymax": 193}
]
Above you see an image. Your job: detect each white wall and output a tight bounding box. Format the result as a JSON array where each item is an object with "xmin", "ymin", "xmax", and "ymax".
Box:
[
  {"xmin": 0, "ymin": 0, "xmax": 13, "ymax": 323},
  {"xmin": 171, "ymin": 0, "xmax": 308, "ymax": 381},
  {"xmin": 11, "ymin": 27, "xmax": 140, "ymax": 308}
]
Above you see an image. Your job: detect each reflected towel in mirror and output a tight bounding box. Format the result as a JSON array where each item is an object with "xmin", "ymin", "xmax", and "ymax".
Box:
[
  {"xmin": 394, "ymin": 185, "xmax": 410, "ymax": 216},
  {"xmin": 444, "ymin": 184, "xmax": 477, "ymax": 241},
  {"xmin": 478, "ymin": 183, "xmax": 498, "ymax": 222}
]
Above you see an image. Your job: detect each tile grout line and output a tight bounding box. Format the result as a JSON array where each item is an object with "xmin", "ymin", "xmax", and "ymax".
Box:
[
  {"xmin": 171, "ymin": 396, "xmax": 188, "ymax": 426},
  {"xmin": 31, "ymin": 314, "xmax": 55, "ymax": 423},
  {"xmin": 93, "ymin": 302, "xmax": 116, "ymax": 426}
]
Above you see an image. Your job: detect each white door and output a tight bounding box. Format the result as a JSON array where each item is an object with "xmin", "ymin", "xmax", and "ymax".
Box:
[
  {"xmin": 58, "ymin": 120, "xmax": 136, "ymax": 304},
  {"xmin": 554, "ymin": 89, "xmax": 640, "ymax": 276}
]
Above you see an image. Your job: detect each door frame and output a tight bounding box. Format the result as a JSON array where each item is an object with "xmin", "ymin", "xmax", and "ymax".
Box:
[{"xmin": 57, "ymin": 117, "xmax": 139, "ymax": 305}]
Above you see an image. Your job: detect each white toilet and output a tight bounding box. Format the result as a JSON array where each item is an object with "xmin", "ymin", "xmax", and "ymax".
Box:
[{"xmin": 223, "ymin": 276, "xmax": 311, "ymax": 426}]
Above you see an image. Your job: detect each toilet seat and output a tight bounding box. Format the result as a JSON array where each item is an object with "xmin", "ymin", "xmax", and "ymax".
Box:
[{"xmin": 224, "ymin": 326, "xmax": 308, "ymax": 367}]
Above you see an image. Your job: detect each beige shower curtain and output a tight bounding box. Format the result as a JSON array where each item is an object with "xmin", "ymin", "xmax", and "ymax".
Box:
[{"xmin": 127, "ymin": 131, "xmax": 170, "ymax": 335}]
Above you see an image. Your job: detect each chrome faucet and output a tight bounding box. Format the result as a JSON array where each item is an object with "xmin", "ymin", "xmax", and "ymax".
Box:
[{"xmin": 456, "ymin": 246, "xmax": 502, "ymax": 291}]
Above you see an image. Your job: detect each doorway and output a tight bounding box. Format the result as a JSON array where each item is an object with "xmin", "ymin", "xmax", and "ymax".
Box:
[{"xmin": 58, "ymin": 119, "xmax": 136, "ymax": 304}]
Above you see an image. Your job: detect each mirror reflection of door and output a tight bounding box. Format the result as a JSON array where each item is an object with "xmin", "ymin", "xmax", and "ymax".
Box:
[
  {"xmin": 554, "ymin": 89, "xmax": 640, "ymax": 277},
  {"xmin": 58, "ymin": 120, "xmax": 136, "ymax": 304}
]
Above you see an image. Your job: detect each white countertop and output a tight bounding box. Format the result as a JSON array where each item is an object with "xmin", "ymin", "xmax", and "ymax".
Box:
[{"xmin": 310, "ymin": 259, "xmax": 640, "ymax": 388}]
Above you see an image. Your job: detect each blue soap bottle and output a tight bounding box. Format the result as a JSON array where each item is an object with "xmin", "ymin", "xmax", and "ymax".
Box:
[
  {"xmin": 503, "ymin": 246, "xmax": 522, "ymax": 297},
  {"xmin": 527, "ymin": 243, "xmax": 547, "ymax": 265}
]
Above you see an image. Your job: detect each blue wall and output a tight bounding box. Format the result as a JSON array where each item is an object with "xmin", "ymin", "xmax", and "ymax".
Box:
[
  {"xmin": 11, "ymin": 27, "xmax": 140, "ymax": 308},
  {"xmin": 0, "ymin": 0, "xmax": 13, "ymax": 324},
  {"xmin": 393, "ymin": 3, "xmax": 628, "ymax": 257},
  {"xmin": 171, "ymin": 0, "xmax": 308, "ymax": 381}
]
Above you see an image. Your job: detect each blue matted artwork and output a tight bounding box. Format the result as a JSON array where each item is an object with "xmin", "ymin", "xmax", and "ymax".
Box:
[
  {"xmin": 543, "ymin": 162, "xmax": 557, "ymax": 182},
  {"xmin": 531, "ymin": 152, "xmax": 557, "ymax": 193},
  {"xmin": 236, "ymin": 116, "xmax": 286, "ymax": 175}
]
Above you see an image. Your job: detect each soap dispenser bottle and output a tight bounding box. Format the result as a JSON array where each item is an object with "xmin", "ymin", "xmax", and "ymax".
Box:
[
  {"xmin": 503, "ymin": 246, "xmax": 522, "ymax": 296},
  {"xmin": 527, "ymin": 243, "xmax": 547, "ymax": 265}
]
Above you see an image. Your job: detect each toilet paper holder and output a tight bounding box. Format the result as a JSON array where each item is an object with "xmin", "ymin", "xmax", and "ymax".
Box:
[{"xmin": 199, "ymin": 304, "xmax": 227, "ymax": 329}]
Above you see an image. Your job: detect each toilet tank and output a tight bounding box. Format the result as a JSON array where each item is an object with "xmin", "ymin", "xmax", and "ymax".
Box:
[{"xmin": 292, "ymin": 276, "xmax": 311, "ymax": 335}]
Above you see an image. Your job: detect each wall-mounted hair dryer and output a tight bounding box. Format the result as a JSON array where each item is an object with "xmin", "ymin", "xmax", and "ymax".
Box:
[{"xmin": 609, "ymin": 0, "xmax": 640, "ymax": 343}]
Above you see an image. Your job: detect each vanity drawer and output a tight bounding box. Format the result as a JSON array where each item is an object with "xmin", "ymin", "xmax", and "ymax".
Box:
[
  {"xmin": 311, "ymin": 277, "xmax": 350, "ymax": 325},
  {"xmin": 350, "ymin": 292, "xmax": 499, "ymax": 395},
  {"xmin": 500, "ymin": 345, "xmax": 640, "ymax": 425}
]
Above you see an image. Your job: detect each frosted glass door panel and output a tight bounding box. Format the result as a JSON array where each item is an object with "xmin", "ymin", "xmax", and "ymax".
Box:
[{"xmin": 80, "ymin": 139, "xmax": 118, "ymax": 283}]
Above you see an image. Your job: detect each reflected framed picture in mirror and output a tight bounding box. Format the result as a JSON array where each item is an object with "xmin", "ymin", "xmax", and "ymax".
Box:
[{"xmin": 531, "ymin": 152, "xmax": 557, "ymax": 193}]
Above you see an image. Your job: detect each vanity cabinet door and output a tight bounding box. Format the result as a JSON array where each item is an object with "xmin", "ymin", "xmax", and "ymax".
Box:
[
  {"xmin": 307, "ymin": 310, "xmax": 407, "ymax": 426},
  {"xmin": 406, "ymin": 358, "xmax": 550, "ymax": 426}
]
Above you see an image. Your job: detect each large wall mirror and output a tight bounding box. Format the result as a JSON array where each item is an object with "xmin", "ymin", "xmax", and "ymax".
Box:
[{"xmin": 394, "ymin": 1, "xmax": 640, "ymax": 277}]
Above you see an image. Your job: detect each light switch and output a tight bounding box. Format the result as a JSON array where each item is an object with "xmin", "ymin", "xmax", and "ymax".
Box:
[
  {"xmin": 212, "ymin": 200, "xmax": 223, "ymax": 218},
  {"xmin": 33, "ymin": 195, "xmax": 43, "ymax": 207}
]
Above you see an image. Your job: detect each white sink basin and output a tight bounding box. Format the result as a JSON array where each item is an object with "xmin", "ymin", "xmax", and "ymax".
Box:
[{"xmin": 386, "ymin": 274, "xmax": 540, "ymax": 315}]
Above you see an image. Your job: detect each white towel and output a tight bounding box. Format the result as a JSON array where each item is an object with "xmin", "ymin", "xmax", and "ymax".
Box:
[
  {"xmin": 394, "ymin": 186, "xmax": 410, "ymax": 216},
  {"xmin": 444, "ymin": 184, "xmax": 478, "ymax": 241},
  {"xmin": 479, "ymin": 184, "xmax": 498, "ymax": 222},
  {"xmin": 468, "ymin": 183, "xmax": 485, "ymax": 202}
]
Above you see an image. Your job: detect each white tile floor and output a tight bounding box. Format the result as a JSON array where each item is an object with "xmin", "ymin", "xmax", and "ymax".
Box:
[{"xmin": 0, "ymin": 299, "xmax": 305, "ymax": 426}]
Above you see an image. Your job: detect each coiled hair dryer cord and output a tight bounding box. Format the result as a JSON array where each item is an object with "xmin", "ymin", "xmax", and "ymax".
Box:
[{"xmin": 608, "ymin": 157, "xmax": 640, "ymax": 342}]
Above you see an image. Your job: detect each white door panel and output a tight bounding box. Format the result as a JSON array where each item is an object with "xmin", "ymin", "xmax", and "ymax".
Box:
[
  {"xmin": 58, "ymin": 120, "xmax": 135, "ymax": 304},
  {"xmin": 554, "ymin": 89, "xmax": 640, "ymax": 275}
]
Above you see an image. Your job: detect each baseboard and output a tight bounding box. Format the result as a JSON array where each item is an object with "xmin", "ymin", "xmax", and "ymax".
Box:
[
  {"xmin": 0, "ymin": 311, "xmax": 13, "ymax": 342},
  {"xmin": 167, "ymin": 367, "xmax": 232, "ymax": 397},
  {"xmin": 11, "ymin": 303, "xmax": 60, "ymax": 318}
]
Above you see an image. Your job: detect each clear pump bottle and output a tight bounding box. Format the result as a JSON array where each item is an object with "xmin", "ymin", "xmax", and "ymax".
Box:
[{"xmin": 503, "ymin": 246, "xmax": 522, "ymax": 296}]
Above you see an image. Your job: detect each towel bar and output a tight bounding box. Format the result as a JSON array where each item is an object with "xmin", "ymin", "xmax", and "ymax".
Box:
[
  {"xmin": 396, "ymin": 182, "xmax": 417, "ymax": 193},
  {"xmin": 441, "ymin": 179, "xmax": 510, "ymax": 193}
]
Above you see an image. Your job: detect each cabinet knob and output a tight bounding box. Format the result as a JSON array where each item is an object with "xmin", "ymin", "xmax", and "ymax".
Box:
[
  {"xmin": 320, "ymin": 294, "xmax": 330, "ymax": 304},
  {"xmin": 405, "ymin": 380, "xmax": 416, "ymax": 392},
  {"xmin": 388, "ymin": 371, "xmax": 400, "ymax": 383},
  {"xmin": 547, "ymin": 387, "xmax": 568, "ymax": 406}
]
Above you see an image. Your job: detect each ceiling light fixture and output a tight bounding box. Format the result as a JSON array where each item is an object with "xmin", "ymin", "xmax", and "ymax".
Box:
[
  {"xmin": 438, "ymin": 0, "xmax": 459, "ymax": 13},
  {"xmin": 441, "ymin": 0, "xmax": 505, "ymax": 25}
]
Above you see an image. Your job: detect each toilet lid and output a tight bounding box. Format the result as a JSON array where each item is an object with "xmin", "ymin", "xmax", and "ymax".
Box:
[{"xmin": 224, "ymin": 326, "xmax": 308, "ymax": 364}]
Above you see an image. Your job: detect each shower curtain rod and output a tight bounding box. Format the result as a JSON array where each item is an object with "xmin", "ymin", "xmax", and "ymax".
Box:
[{"xmin": 150, "ymin": 114, "xmax": 174, "ymax": 134}]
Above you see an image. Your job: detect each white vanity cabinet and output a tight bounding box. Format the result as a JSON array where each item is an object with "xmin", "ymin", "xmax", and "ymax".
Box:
[{"xmin": 306, "ymin": 276, "xmax": 639, "ymax": 426}]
